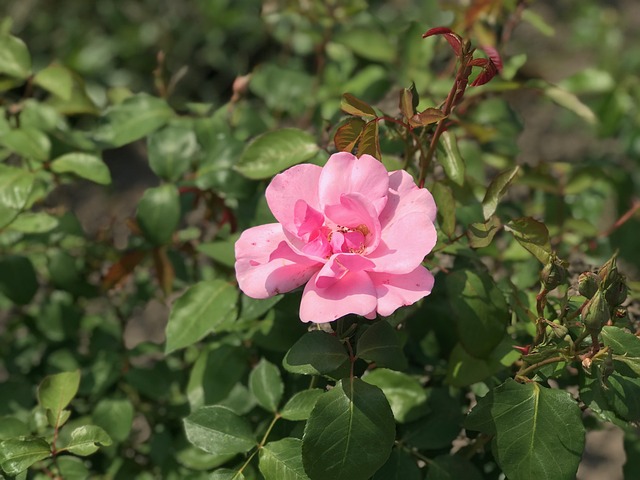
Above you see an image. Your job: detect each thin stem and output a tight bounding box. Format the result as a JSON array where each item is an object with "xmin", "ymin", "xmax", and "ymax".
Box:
[
  {"xmin": 516, "ymin": 355, "xmax": 566, "ymax": 379},
  {"xmin": 234, "ymin": 413, "xmax": 281, "ymax": 478}
]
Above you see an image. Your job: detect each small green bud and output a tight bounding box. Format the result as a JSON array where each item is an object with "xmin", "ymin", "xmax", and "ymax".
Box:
[
  {"xmin": 552, "ymin": 324, "xmax": 569, "ymax": 339},
  {"xmin": 598, "ymin": 252, "xmax": 621, "ymax": 290},
  {"xmin": 578, "ymin": 272, "xmax": 599, "ymax": 299},
  {"xmin": 605, "ymin": 276, "xmax": 628, "ymax": 307},
  {"xmin": 582, "ymin": 289, "xmax": 610, "ymax": 334},
  {"xmin": 540, "ymin": 256, "xmax": 568, "ymax": 291}
]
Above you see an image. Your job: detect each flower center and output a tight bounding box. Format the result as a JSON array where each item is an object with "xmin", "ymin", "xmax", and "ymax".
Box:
[{"xmin": 328, "ymin": 224, "xmax": 368, "ymax": 255}]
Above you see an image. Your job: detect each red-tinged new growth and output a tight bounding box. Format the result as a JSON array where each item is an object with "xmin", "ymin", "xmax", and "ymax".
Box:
[{"xmin": 422, "ymin": 27, "xmax": 462, "ymax": 57}]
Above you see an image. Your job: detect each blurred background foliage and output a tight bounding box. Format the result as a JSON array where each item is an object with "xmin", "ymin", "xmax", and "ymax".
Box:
[{"xmin": 1, "ymin": 0, "xmax": 640, "ymax": 478}]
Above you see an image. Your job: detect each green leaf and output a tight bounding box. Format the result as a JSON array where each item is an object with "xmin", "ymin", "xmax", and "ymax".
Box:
[
  {"xmin": 283, "ymin": 331, "xmax": 349, "ymax": 377},
  {"xmin": 0, "ymin": 255, "xmax": 38, "ymax": 305},
  {"xmin": 0, "ymin": 34, "xmax": 31, "ymax": 79},
  {"xmin": 210, "ymin": 469, "xmax": 246, "ymax": 480},
  {"xmin": 504, "ymin": 217, "xmax": 551, "ymax": 264},
  {"xmin": 544, "ymin": 85, "xmax": 596, "ymax": 125},
  {"xmin": 58, "ymin": 425, "xmax": 112, "ymax": 456},
  {"xmin": 184, "ymin": 405, "xmax": 256, "ymax": 455},
  {"xmin": 363, "ymin": 369, "xmax": 427, "ymax": 423},
  {"xmin": 467, "ymin": 216, "xmax": 501, "ymax": 249},
  {"xmin": 437, "ymin": 131, "xmax": 465, "ymax": 186},
  {"xmin": 280, "ymin": 389, "xmax": 324, "ymax": 421},
  {"xmin": 335, "ymin": 28, "xmax": 395, "ymax": 63},
  {"xmin": 604, "ymin": 373, "xmax": 640, "ymax": 422},
  {"xmin": 33, "ymin": 63, "xmax": 73, "ymax": 100},
  {"xmin": 357, "ymin": 120, "xmax": 381, "ymax": 160},
  {"xmin": 7, "ymin": 212, "xmax": 58, "ymax": 233},
  {"xmin": 165, "ymin": 280, "xmax": 239, "ymax": 354},
  {"xmin": 37, "ymin": 370, "xmax": 81, "ymax": 428},
  {"xmin": 50, "ymin": 153, "xmax": 112, "ymax": 185},
  {"xmin": 302, "ymin": 379, "xmax": 395, "ymax": 480},
  {"xmin": 148, "ymin": 124, "xmax": 200, "ymax": 181},
  {"xmin": 136, "ymin": 184, "xmax": 180, "ymax": 246},
  {"xmin": 481, "ymin": 166, "xmax": 519, "ymax": 220},
  {"xmin": 425, "ymin": 455, "xmax": 483, "ymax": 480},
  {"xmin": 334, "ymin": 117, "xmax": 365, "ymax": 152},
  {"xmin": 260, "ymin": 438, "xmax": 310, "ymax": 480},
  {"xmin": 249, "ymin": 359, "xmax": 284, "ymax": 413},
  {"xmin": 601, "ymin": 326, "xmax": 640, "ymax": 374},
  {"xmin": 198, "ymin": 235, "xmax": 239, "ymax": 269},
  {"xmin": 356, "ymin": 321, "xmax": 407, "ymax": 371},
  {"xmin": 0, "ymin": 164, "xmax": 34, "ymax": 229},
  {"xmin": 56, "ymin": 456, "xmax": 90, "ymax": 480},
  {"xmin": 446, "ymin": 269, "xmax": 508, "ymax": 358},
  {"xmin": 372, "ymin": 448, "xmax": 421, "ymax": 480},
  {"xmin": 92, "ymin": 398, "xmax": 134, "ymax": 443},
  {"xmin": 0, "ymin": 128, "xmax": 51, "ymax": 161},
  {"xmin": 445, "ymin": 342, "xmax": 505, "ymax": 387},
  {"xmin": 0, "ymin": 437, "xmax": 50, "ymax": 475},
  {"xmin": 0, "ymin": 417, "xmax": 30, "ymax": 440},
  {"xmin": 236, "ymin": 128, "xmax": 319, "ymax": 180},
  {"xmin": 465, "ymin": 379, "xmax": 585, "ymax": 480},
  {"xmin": 92, "ymin": 93, "xmax": 174, "ymax": 148},
  {"xmin": 432, "ymin": 182, "xmax": 456, "ymax": 238},
  {"xmin": 187, "ymin": 344, "xmax": 248, "ymax": 410},
  {"xmin": 341, "ymin": 93, "xmax": 377, "ymax": 118}
]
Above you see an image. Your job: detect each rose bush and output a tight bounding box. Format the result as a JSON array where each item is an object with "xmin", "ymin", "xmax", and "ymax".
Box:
[{"xmin": 235, "ymin": 152, "xmax": 437, "ymax": 323}]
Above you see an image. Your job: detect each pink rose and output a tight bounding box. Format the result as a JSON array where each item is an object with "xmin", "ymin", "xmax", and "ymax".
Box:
[{"xmin": 234, "ymin": 152, "xmax": 437, "ymax": 323}]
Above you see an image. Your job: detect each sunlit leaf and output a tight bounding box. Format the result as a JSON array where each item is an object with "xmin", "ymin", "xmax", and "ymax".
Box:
[
  {"xmin": 357, "ymin": 120, "xmax": 381, "ymax": 160},
  {"xmin": 481, "ymin": 166, "xmax": 519, "ymax": 220},
  {"xmin": 467, "ymin": 216, "xmax": 501, "ymax": 249},
  {"xmin": 437, "ymin": 131, "xmax": 465, "ymax": 186},
  {"xmin": 334, "ymin": 117, "xmax": 365, "ymax": 152},
  {"xmin": 50, "ymin": 153, "xmax": 112, "ymax": 185},
  {"xmin": 0, "ymin": 438, "xmax": 50, "ymax": 475},
  {"xmin": 135, "ymin": 184, "xmax": 180, "ymax": 246},
  {"xmin": 249, "ymin": 359, "xmax": 283, "ymax": 413},
  {"xmin": 33, "ymin": 63, "xmax": 73, "ymax": 100},
  {"xmin": 184, "ymin": 405, "xmax": 256, "ymax": 455},
  {"xmin": 260, "ymin": 438, "xmax": 310, "ymax": 480},
  {"xmin": 341, "ymin": 93, "xmax": 377, "ymax": 118},
  {"xmin": 504, "ymin": 217, "xmax": 551, "ymax": 264},
  {"xmin": 0, "ymin": 33, "xmax": 31, "ymax": 79}
]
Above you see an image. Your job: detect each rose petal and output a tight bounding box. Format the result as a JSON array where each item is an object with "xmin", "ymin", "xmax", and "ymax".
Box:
[
  {"xmin": 367, "ymin": 188, "xmax": 437, "ymax": 273},
  {"xmin": 324, "ymin": 192, "xmax": 381, "ymax": 252},
  {"xmin": 370, "ymin": 266, "xmax": 435, "ymax": 316},
  {"xmin": 266, "ymin": 164, "xmax": 323, "ymax": 236},
  {"xmin": 315, "ymin": 254, "xmax": 375, "ymax": 289},
  {"xmin": 318, "ymin": 152, "xmax": 389, "ymax": 215},
  {"xmin": 300, "ymin": 270, "xmax": 377, "ymax": 323},
  {"xmin": 388, "ymin": 170, "xmax": 436, "ymax": 222},
  {"xmin": 235, "ymin": 224, "xmax": 320, "ymax": 298}
]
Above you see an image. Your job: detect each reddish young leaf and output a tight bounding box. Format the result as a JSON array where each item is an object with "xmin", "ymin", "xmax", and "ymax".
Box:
[
  {"xmin": 102, "ymin": 250, "xmax": 147, "ymax": 290},
  {"xmin": 334, "ymin": 117, "xmax": 365, "ymax": 153},
  {"xmin": 470, "ymin": 60, "xmax": 499, "ymax": 87},
  {"xmin": 409, "ymin": 107, "xmax": 446, "ymax": 127},
  {"xmin": 422, "ymin": 27, "xmax": 463, "ymax": 57},
  {"xmin": 341, "ymin": 93, "xmax": 377, "ymax": 118},
  {"xmin": 481, "ymin": 46, "xmax": 503, "ymax": 71},
  {"xmin": 357, "ymin": 121, "xmax": 381, "ymax": 160}
]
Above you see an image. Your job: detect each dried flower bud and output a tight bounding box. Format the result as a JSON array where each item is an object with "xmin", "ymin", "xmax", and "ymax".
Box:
[
  {"xmin": 578, "ymin": 272, "xmax": 599, "ymax": 299},
  {"xmin": 582, "ymin": 289, "xmax": 610, "ymax": 334},
  {"xmin": 540, "ymin": 256, "xmax": 568, "ymax": 291}
]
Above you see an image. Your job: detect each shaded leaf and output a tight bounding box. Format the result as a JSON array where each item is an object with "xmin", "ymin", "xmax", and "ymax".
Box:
[
  {"xmin": 437, "ymin": 131, "xmax": 465, "ymax": 186},
  {"xmin": 0, "ymin": 255, "xmax": 38, "ymax": 305},
  {"xmin": 147, "ymin": 124, "xmax": 199, "ymax": 181},
  {"xmin": 446, "ymin": 269, "xmax": 508, "ymax": 358},
  {"xmin": 280, "ymin": 389, "xmax": 324, "ymax": 421},
  {"xmin": 481, "ymin": 166, "xmax": 519, "ymax": 220},
  {"xmin": 425, "ymin": 455, "xmax": 483, "ymax": 480},
  {"xmin": 184, "ymin": 405, "xmax": 256, "ymax": 455},
  {"xmin": 7, "ymin": 211, "xmax": 58, "ymax": 233},
  {"xmin": 465, "ymin": 379, "xmax": 585, "ymax": 480},
  {"xmin": 356, "ymin": 320, "xmax": 407, "ymax": 371},
  {"xmin": 357, "ymin": 120, "xmax": 381, "ymax": 160},
  {"xmin": 409, "ymin": 108, "xmax": 445, "ymax": 128},
  {"xmin": 165, "ymin": 280, "xmax": 239, "ymax": 354},
  {"xmin": 92, "ymin": 398, "xmax": 134, "ymax": 443},
  {"xmin": 92, "ymin": 93, "xmax": 174, "ymax": 147},
  {"xmin": 50, "ymin": 152, "xmax": 112, "ymax": 185},
  {"xmin": 334, "ymin": 117, "xmax": 365, "ymax": 152},
  {"xmin": 302, "ymin": 379, "xmax": 395, "ymax": 480},
  {"xmin": 341, "ymin": 93, "xmax": 377, "ymax": 118},
  {"xmin": 101, "ymin": 250, "xmax": 147, "ymax": 290},
  {"xmin": 260, "ymin": 438, "xmax": 310, "ymax": 480},
  {"xmin": 136, "ymin": 184, "xmax": 181, "ymax": 246},
  {"xmin": 504, "ymin": 217, "xmax": 551, "ymax": 264},
  {"xmin": 363, "ymin": 369, "xmax": 427, "ymax": 423},
  {"xmin": 283, "ymin": 331, "xmax": 349, "ymax": 377},
  {"xmin": 467, "ymin": 216, "xmax": 501, "ymax": 249},
  {"xmin": 432, "ymin": 182, "xmax": 456, "ymax": 238},
  {"xmin": 236, "ymin": 128, "xmax": 319, "ymax": 180},
  {"xmin": 249, "ymin": 359, "xmax": 283, "ymax": 413}
]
